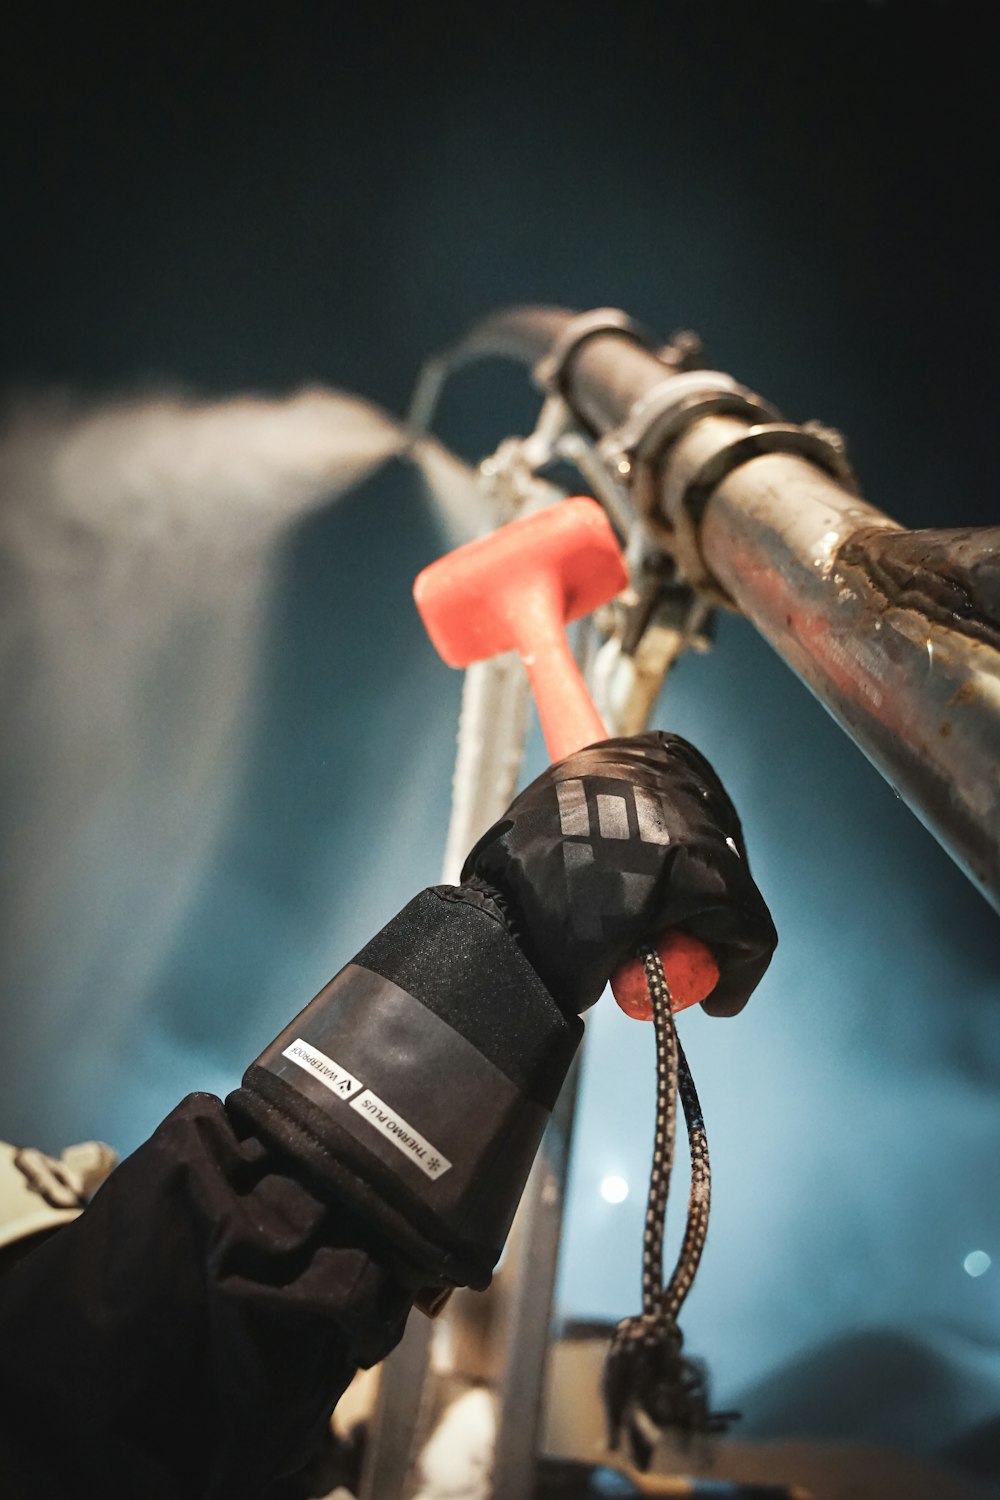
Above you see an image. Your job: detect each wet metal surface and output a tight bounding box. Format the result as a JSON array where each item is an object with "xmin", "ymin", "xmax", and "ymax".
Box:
[{"xmin": 661, "ymin": 427, "xmax": 1000, "ymax": 911}]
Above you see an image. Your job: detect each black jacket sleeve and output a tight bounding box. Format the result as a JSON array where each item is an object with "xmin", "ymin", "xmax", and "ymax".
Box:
[
  {"xmin": 0, "ymin": 733, "xmax": 776, "ymax": 1499},
  {"xmin": 0, "ymin": 1093, "xmax": 413, "ymax": 1500}
]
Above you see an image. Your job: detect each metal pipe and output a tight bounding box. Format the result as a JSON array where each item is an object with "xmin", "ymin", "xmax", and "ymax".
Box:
[
  {"xmin": 549, "ymin": 327, "xmax": 1000, "ymax": 913},
  {"xmin": 490, "ymin": 1055, "xmax": 582, "ymax": 1499},
  {"xmin": 567, "ymin": 331, "xmax": 672, "ymax": 433},
  {"xmin": 656, "ymin": 413, "xmax": 1000, "ymax": 911}
]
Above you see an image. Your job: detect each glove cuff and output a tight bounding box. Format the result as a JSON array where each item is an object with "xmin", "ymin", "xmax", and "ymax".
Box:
[{"xmin": 228, "ymin": 887, "xmax": 581, "ymax": 1290}]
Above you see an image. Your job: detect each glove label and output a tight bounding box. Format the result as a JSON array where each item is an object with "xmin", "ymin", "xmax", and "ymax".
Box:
[
  {"xmin": 282, "ymin": 1040, "xmax": 362, "ymax": 1102},
  {"xmin": 349, "ymin": 1089, "xmax": 451, "ymax": 1180},
  {"xmin": 256, "ymin": 962, "xmax": 548, "ymax": 1236},
  {"xmin": 281, "ymin": 1038, "xmax": 453, "ymax": 1180}
]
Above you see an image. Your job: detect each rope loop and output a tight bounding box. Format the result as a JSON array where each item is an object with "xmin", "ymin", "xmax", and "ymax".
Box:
[{"xmin": 601, "ymin": 945, "xmax": 737, "ymax": 1468}]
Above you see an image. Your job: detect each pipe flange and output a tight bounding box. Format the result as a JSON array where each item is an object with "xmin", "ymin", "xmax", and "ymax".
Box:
[{"xmin": 533, "ymin": 307, "xmax": 655, "ymax": 396}]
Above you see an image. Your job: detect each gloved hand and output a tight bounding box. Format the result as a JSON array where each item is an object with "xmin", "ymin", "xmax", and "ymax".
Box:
[
  {"xmin": 462, "ymin": 732, "xmax": 777, "ymax": 1017},
  {"xmin": 229, "ymin": 733, "xmax": 775, "ymax": 1296}
]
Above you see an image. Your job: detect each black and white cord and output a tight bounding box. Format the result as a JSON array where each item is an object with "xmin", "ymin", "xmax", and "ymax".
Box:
[{"xmin": 602, "ymin": 945, "xmax": 736, "ymax": 1470}]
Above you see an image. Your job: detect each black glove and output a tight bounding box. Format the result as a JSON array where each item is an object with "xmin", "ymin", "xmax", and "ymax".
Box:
[
  {"xmin": 230, "ymin": 884, "xmax": 579, "ymax": 1293},
  {"xmin": 229, "ymin": 733, "xmax": 775, "ymax": 1295},
  {"xmin": 463, "ymin": 732, "xmax": 777, "ymax": 1017}
]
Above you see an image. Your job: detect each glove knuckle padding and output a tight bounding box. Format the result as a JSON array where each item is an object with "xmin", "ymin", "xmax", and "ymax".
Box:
[{"xmin": 463, "ymin": 732, "xmax": 777, "ymax": 1016}]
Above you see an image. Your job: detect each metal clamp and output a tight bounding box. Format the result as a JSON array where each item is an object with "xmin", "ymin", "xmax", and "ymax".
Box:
[
  {"xmin": 681, "ymin": 421, "xmax": 859, "ymax": 523},
  {"xmin": 534, "ymin": 307, "xmax": 654, "ymax": 396},
  {"xmin": 596, "ymin": 373, "xmax": 781, "ymax": 594},
  {"xmin": 599, "ymin": 371, "xmax": 779, "ymax": 476},
  {"xmin": 663, "ymin": 421, "xmax": 860, "ymax": 600}
]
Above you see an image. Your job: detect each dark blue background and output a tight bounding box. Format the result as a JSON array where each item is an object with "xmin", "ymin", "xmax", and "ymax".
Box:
[{"xmin": 1, "ymin": 1, "xmax": 997, "ymax": 1474}]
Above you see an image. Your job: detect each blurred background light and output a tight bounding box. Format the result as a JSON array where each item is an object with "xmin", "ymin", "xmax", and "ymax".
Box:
[
  {"xmin": 964, "ymin": 1252, "xmax": 992, "ymax": 1279},
  {"xmin": 600, "ymin": 1175, "xmax": 630, "ymax": 1205}
]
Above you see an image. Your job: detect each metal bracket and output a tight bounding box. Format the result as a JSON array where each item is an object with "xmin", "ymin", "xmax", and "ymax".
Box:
[{"xmin": 587, "ymin": 553, "xmax": 715, "ymax": 737}]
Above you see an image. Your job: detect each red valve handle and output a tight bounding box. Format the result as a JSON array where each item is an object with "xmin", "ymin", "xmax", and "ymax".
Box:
[
  {"xmin": 610, "ymin": 931, "xmax": 718, "ymax": 1019},
  {"xmin": 496, "ymin": 570, "xmax": 719, "ymax": 1016},
  {"xmin": 413, "ymin": 498, "xmax": 721, "ymax": 1017}
]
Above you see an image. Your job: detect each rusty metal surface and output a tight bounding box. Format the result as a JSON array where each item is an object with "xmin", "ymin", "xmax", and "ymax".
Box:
[{"xmin": 658, "ymin": 422, "xmax": 1000, "ymax": 910}]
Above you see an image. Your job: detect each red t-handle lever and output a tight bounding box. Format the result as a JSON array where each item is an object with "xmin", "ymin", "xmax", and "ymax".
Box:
[{"xmin": 414, "ymin": 498, "xmax": 720, "ymax": 1018}]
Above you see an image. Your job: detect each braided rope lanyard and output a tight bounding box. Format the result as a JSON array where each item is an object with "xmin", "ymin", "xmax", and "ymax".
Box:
[{"xmin": 602, "ymin": 945, "xmax": 737, "ymax": 1471}]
